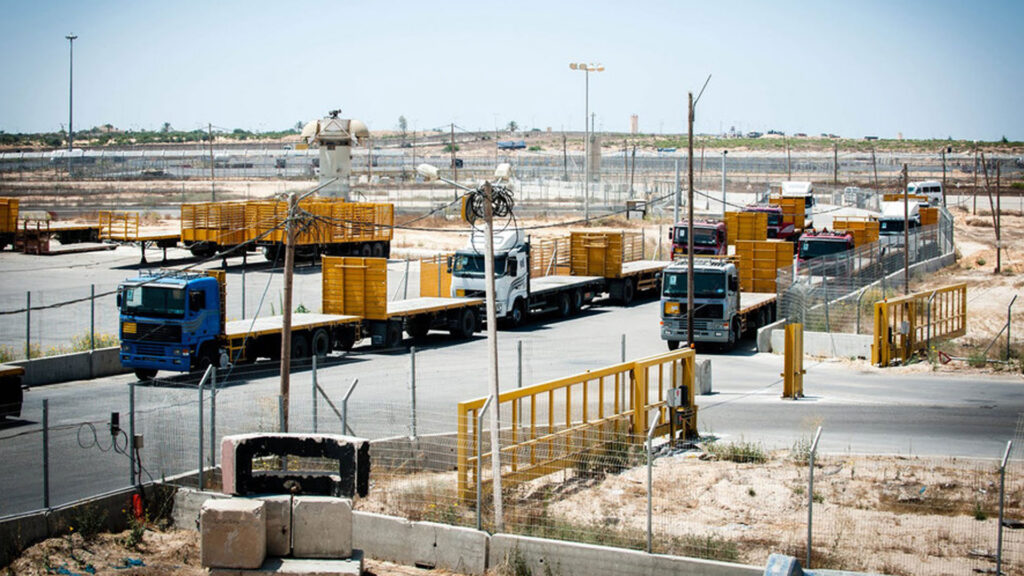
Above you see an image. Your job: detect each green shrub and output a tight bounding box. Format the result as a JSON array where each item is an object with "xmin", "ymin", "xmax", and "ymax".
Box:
[{"xmin": 705, "ymin": 438, "xmax": 767, "ymax": 464}]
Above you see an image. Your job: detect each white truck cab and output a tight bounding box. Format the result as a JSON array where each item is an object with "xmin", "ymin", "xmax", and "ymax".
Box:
[
  {"xmin": 780, "ymin": 181, "xmax": 816, "ymax": 227},
  {"xmin": 450, "ymin": 229, "xmax": 529, "ymax": 321},
  {"xmin": 877, "ymin": 201, "xmax": 921, "ymax": 246}
]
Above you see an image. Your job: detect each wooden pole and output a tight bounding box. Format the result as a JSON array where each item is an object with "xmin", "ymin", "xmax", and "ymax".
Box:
[
  {"xmin": 208, "ymin": 123, "xmax": 215, "ymax": 202},
  {"xmin": 973, "ymin": 146, "xmax": 979, "ymax": 215},
  {"xmin": 941, "ymin": 148, "xmax": 947, "ymax": 207},
  {"xmin": 786, "ymin": 138, "xmax": 792, "ymax": 180},
  {"xmin": 451, "ymin": 123, "xmax": 457, "ymax": 200},
  {"xmin": 481, "ymin": 181, "xmax": 504, "ymax": 530},
  {"xmin": 278, "ymin": 192, "xmax": 298, "ymax": 432},
  {"xmin": 871, "ymin": 147, "xmax": 878, "ymax": 190},
  {"xmin": 833, "ymin": 142, "xmax": 838, "ymax": 185}
]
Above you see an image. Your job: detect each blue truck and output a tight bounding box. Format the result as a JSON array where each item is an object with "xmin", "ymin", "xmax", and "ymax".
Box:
[{"xmin": 118, "ymin": 270, "xmax": 362, "ymax": 380}]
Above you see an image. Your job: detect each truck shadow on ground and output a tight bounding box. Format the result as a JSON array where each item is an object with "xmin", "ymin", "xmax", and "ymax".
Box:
[
  {"xmin": 693, "ymin": 335, "xmax": 760, "ymax": 358},
  {"xmin": 133, "ymin": 353, "xmax": 370, "ymax": 389},
  {"xmin": 0, "ymin": 416, "xmax": 35, "ymax": 431}
]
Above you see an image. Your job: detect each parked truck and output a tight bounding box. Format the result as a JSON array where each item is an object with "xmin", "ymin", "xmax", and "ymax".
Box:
[
  {"xmin": 0, "ymin": 364, "xmax": 25, "ymax": 420},
  {"xmin": 743, "ymin": 204, "xmax": 796, "ymax": 240},
  {"xmin": 118, "ymin": 259, "xmax": 485, "ymax": 379},
  {"xmin": 669, "ymin": 220, "xmax": 728, "ymax": 257},
  {"xmin": 450, "ymin": 229, "xmax": 668, "ymax": 326},
  {"xmin": 659, "ymin": 258, "xmax": 777, "ymax": 350}
]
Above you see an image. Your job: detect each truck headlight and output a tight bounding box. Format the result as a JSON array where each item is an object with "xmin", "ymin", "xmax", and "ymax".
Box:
[
  {"xmin": 496, "ymin": 302, "xmax": 503, "ymax": 313},
  {"xmin": 121, "ymin": 344, "xmax": 129, "ymax": 352}
]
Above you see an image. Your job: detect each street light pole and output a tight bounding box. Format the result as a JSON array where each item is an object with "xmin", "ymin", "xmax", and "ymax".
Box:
[
  {"xmin": 570, "ymin": 62, "xmax": 604, "ymax": 224},
  {"xmin": 66, "ymin": 34, "xmax": 77, "ymax": 177},
  {"xmin": 687, "ymin": 92, "xmax": 695, "ymax": 346}
]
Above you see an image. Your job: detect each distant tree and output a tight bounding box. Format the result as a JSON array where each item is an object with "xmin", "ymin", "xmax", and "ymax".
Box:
[
  {"xmin": 1002, "ymin": 135, "xmax": 1009, "ymax": 144},
  {"xmin": 398, "ymin": 115, "xmax": 408, "ymax": 144},
  {"xmin": 294, "ymin": 121, "xmax": 304, "ymax": 132},
  {"xmin": 507, "ymin": 120, "xmax": 518, "ymax": 134},
  {"xmin": 161, "ymin": 122, "xmax": 172, "ymax": 133}
]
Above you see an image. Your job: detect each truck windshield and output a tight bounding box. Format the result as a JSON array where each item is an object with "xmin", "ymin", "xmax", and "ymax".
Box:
[
  {"xmin": 674, "ymin": 227, "xmax": 718, "ymax": 246},
  {"xmin": 766, "ymin": 213, "xmax": 781, "ymax": 226},
  {"xmin": 879, "ymin": 219, "xmax": 913, "ymax": 234},
  {"xmin": 452, "ymin": 252, "xmax": 508, "ymax": 278},
  {"xmin": 121, "ymin": 286, "xmax": 185, "ymax": 318},
  {"xmin": 662, "ymin": 271, "xmax": 726, "ymax": 298},
  {"xmin": 799, "ymin": 239, "xmax": 850, "ymax": 260}
]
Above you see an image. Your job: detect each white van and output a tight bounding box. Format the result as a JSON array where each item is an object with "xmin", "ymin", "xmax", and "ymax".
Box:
[
  {"xmin": 906, "ymin": 181, "xmax": 943, "ymax": 206},
  {"xmin": 780, "ymin": 181, "xmax": 816, "ymax": 227}
]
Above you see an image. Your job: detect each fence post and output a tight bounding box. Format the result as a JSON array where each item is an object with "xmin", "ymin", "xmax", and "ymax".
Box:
[
  {"xmin": 410, "ymin": 346, "xmax": 417, "ymax": 439},
  {"xmin": 42, "ymin": 398, "xmax": 50, "ymax": 508},
  {"xmin": 198, "ymin": 375, "xmax": 204, "ymax": 490},
  {"xmin": 312, "ymin": 355, "xmax": 318, "ymax": 433},
  {"xmin": 621, "ymin": 333, "xmax": 626, "ymax": 363},
  {"xmin": 822, "ymin": 275, "xmax": 830, "ymax": 333},
  {"xmin": 404, "ymin": 259, "xmax": 410, "ymax": 299},
  {"xmin": 998, "ymin": 440, "xmax": 1013, "ymax": 576},
  {"xmin": 210, "ymin": 367, "xmax": 217, "ymax": 468},
  {"xmin": 646, "ymin": 411, "xmax": 663, "ymax": 554},
  {"xmin": 25, "ymin": 291, "xmax": 30, "ymax": 360},
  {"xmin": 341, "ymin": 378, "xmax": 359, "ymax": 436},
  {"xmin": 90, "ymin": 284, "xmax": 95, "ymax": 351},
  {"xmin": 516, "ymin": 340, "xmax": 523, "ymax": 430},
  {"xmin": 241, "ymin": 265, "xmax": 246, "ymax": 319},
  {"xmin": 806, "ymin": 426, "xmax": 822, "ymax": 568},
  {"xmin": 1007, "ymin": 296, "xmax": 1017, "ymax": 361},
  {"xmin": 277, "ymin": 395, "xmax": 284, "ymax": 433},
  {"xmin": 476, "ymin": 395, "xmax": 494, "ymax": 531},
  {"xmin": 129, "ymin": 381, "xmax": 136, "ymax": 485}
]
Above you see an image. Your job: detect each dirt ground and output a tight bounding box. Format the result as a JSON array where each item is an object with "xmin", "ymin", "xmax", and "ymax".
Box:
[{"xmin": 2, "ymin": 527, "xmax": 459, "ymax": 576}]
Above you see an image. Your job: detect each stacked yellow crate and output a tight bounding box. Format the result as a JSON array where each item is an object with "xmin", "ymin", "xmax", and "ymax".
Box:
[
  {"xmin": 736, "ymin": 240, "xmax": 793, "ymax": 293},
  {"xmin": 724, "ymin": 212, "xmax": 768, "ymax": 245},
  {"xmin": 920, "ymin": 206, "xmax": 939, "ymax": 227},
  {"xmin": 831, "ymin": 218, "xmax": 879, "ymax": 247}
]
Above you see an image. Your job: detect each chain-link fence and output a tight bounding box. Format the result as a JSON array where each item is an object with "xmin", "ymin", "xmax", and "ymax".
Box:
[
  {"xmin": 5, "ymin": 362, "xmax": 1024, "ymax": 575},
  {"xmin": 776, "ymin": 210, "xmax": 956, "ymax": 335}
]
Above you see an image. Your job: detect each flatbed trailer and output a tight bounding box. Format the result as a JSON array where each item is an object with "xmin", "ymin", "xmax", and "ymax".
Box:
[
  {"xmin": 0, "ymin": 363, "xmax": 25, "ymax": 420},
  {"xmin": 322, "ymin": 256, "xmax": 484, "ymax": 348},
  {"xmin": 99, "ymin": 211, "xmax": 180, "ymax": 264},
  {"xmin": 223, "ymin": 312, "xmax": 363, "ymax": 363}
]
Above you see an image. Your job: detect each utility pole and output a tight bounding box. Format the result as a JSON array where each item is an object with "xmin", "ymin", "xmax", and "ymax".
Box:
[
  {"xmin": 973, "ymin": 146, "xmax": 979, "ymax": 215},
  {"xmin": 209, "ymin": 124, "xmax": 216, "ymax": 202},
  {"xmin": 832, "ymin": 142, "xmax": 838, "ymax": 185},
  {"xmin": 902, "ymin": 164, "xmax": 909, "ymax": 295},
  {"xmin": 673, "ymin": 156, "xmax": 680, "ymax": 225},
  {"xmin": 871, "ymin": 147, "xmax": 878, "ymax": 190},
  {"xmin": 785, "ymin": 137, "xmax": 792, "ymax": 180},
  {"xmin": 451, "ymin": 123, "xmax": 457, "ymax": 199},
  {"xmin": 65, "ymin": 34, "xmax": 77, "ymax": 178},
  {"xmin": 562, "ymin": 133, "xmax": 568, "ymax": 181},
  {"xmin": 687, "ymin": 92, "xmax": 695, "ymax": 346},
  {"xmin": 480, "ymin": 181, "xmax": 504, "ymax": 530},
  {"xmin": 279, "ymin": 192, "xmax": 298, "ymax": 432},
  {"xmin": 996, "ymin": 163, "xmax": 1002, "ymax": 274},
  {"xmin": 941, "ymin": 148, "xmax": 948, "ymax": 207},
  {"xmin": 721, "ymin": 150, "xmax": 728, "ymax": 218}
]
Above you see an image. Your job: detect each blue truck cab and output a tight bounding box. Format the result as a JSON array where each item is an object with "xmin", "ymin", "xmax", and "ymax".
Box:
[{"xmin": 118, "ymin": 270, "xmax": 225, "ymax": 380}]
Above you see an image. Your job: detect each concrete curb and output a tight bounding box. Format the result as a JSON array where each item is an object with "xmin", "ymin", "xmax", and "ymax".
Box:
[{"xmin": 11, "ymin": 347, "xmax": 129, "ymax": 387}]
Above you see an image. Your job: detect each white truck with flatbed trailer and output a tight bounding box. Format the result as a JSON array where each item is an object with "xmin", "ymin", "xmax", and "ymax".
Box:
[{"xmin": 659, "ymin": 258, "xmax": 777, "ymax": 349}]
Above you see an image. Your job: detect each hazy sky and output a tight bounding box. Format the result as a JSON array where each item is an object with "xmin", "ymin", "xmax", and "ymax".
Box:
[{"xmin": 2, "ymin": 1, "xmax": 1021, "ymax": 140}]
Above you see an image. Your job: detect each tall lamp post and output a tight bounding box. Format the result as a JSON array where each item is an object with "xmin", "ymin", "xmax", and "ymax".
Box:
[
  {"xmin": 65, "ymin": 34, "xmax": 78, "ymax": 176},
  {"xmin": 570, "ymin": 62, "xmax": 604, "ymax": 224}
]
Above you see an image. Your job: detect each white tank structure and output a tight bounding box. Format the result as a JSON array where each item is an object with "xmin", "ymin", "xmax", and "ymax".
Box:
[{"xmin": 301, "ymin": 112, "xmax": 369, "ymax": 199}]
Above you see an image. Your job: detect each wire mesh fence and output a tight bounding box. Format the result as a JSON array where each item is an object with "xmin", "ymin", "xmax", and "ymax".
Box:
[
  {"xmin": 776, "ymin": 210, "xmax": 956, "ymax": 336},
  {"xmin": 5, "ymin": 375, "xmax": 1024, "ymax": 576}
]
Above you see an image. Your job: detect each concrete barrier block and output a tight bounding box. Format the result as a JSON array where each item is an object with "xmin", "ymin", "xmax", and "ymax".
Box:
[
  {"xmin": 172, "ymin": 488, "xmax": 230, "ymax": 530},
  {"xmin": 410, "ymin": 520, "xmax": 489, "ymax": 575},
  {"xmin": 489, "ymin": 533, "xmax": 761, "ymax": 576},
  {"xmin": 352, "ymin": 511, "xmax": 413, "ymax": 563},
  {"xmin": 201, "ymin": 499, "xmax": 266, "ymax": 569},
  {"xmin": 257, "ymin": 495, "xmax": 292, "ymax": 557},
  {"xmin": 291, "ymin": 496, "xmax": 352, "ymax": 559},
  {"xmin": 695, "ymin": 359, "xmax": 712, "ymax": 395}
]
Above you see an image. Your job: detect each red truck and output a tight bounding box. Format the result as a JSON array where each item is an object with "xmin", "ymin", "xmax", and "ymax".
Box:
[
  {"xmin": 743, "ymin": 204, "xmax": 796, "ymax": 240},
  {"xmin": 798, "ymin": 229, "xmax": 855, "ymax": 275},
  {"xmin": 670, "ymin": 220, "xmax": 727, "ymax": 257}
]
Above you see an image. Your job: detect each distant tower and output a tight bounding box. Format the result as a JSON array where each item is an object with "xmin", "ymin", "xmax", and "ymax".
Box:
[
  {"xmin": 630, "ymin": 114, "xmax": 639, "ymax": 135},
  {"xmin": 302, "ymin": 110, "xmax": 369, "ymax": 199}
]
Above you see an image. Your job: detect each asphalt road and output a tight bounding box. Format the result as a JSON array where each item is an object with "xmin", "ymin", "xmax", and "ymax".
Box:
[{"xmin": 1, "ymin": 230, "xmax": 1022, "ymax": 517}]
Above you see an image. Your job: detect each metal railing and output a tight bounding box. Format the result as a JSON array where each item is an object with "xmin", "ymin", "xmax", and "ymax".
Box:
[{"xmin": 871, "ymin": 282, "xmax": 967, "ymax": 366}]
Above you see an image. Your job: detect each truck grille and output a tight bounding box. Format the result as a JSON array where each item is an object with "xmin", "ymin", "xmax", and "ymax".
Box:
[
  {"xmin": 129, "ymin": 323, "xmax": 182, "ymax": 343},
  {"xmin": 694, "ymin": 304, "xmax": 723, "ymax": 319},
  {"xmin": 136, "ymin": 343, "xmax": 166, "ymax": 356}
]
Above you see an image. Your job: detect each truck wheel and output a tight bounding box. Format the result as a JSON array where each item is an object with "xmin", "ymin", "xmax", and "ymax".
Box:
[
  {"xmin": 727, "ymin": 318, "xmax": 741, "ymax": 350},
  {"xmin": 372, "ymin": 242, "xmax": 385, "ymax": 258},
  {"xmin": 508, "ymin": 299, "xmax": 527, "ymax": 328},
  {"xmin": 384, "ymin": 323, "xmax": 403, "ymax": 348},
  {"xmin": 190, "ymin": 243, "xmax": 214, "ymax": 259},
  {"xmin": 406, "ymin": 316, "xmax": 431, "ymax": 339},
  {"xmin": 571, "ymin": 290, "xmax": 583, "ymax": 312},
  {"xmin": 134, "ymin": 368, "xmax": 157, "ymax": 381},
  {"xmin": 450, "ymin": 308, "xmax": 478, "ymax": 338},
  {"xmin": 557, "ymin": 293, "xmax": 572, "ymax": 318},
  {"xmin": 666, "ymin": 340, "xmax": 680, "ymax": 351},
  {"xmin": 311, "ymin": 328, "xmax": 331, "ymax": 358},
  {"xmin": 621, "ymin": 279, "xmax": 636, "ymax": 305},
  {"xmin": 291, "ymin": 333, "xmax": 310, "ymax": 358},
  {"xmin": 262, "ymin": 245, "xmax": 281, "ymax": 262},
  {"xmin": 194, "ymin": 344, "xmax": 219, "ymax": 373},
  {"xmin": 334, "ymin": 328, "xmax": 356, "ymax": 351},
  {"xmin": 360, "ymin": 244, "xmax": 373, "ymax": 257}
]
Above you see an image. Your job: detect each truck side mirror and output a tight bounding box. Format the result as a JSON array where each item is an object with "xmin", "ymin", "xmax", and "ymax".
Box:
[
  {"xmin": 667, "ymin": 229, "xmax": 673, "ymax": 241},
  {"xmin": 116, "ymin": 292, "xmax": 122, "ymax": 308},
  {"xmin": 728, "ymin": 276, "xmax": 739, "ymax": 292},
  {"xmin": 446, "ymin": 256, "xmax": 453, "ymax": 273}
]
